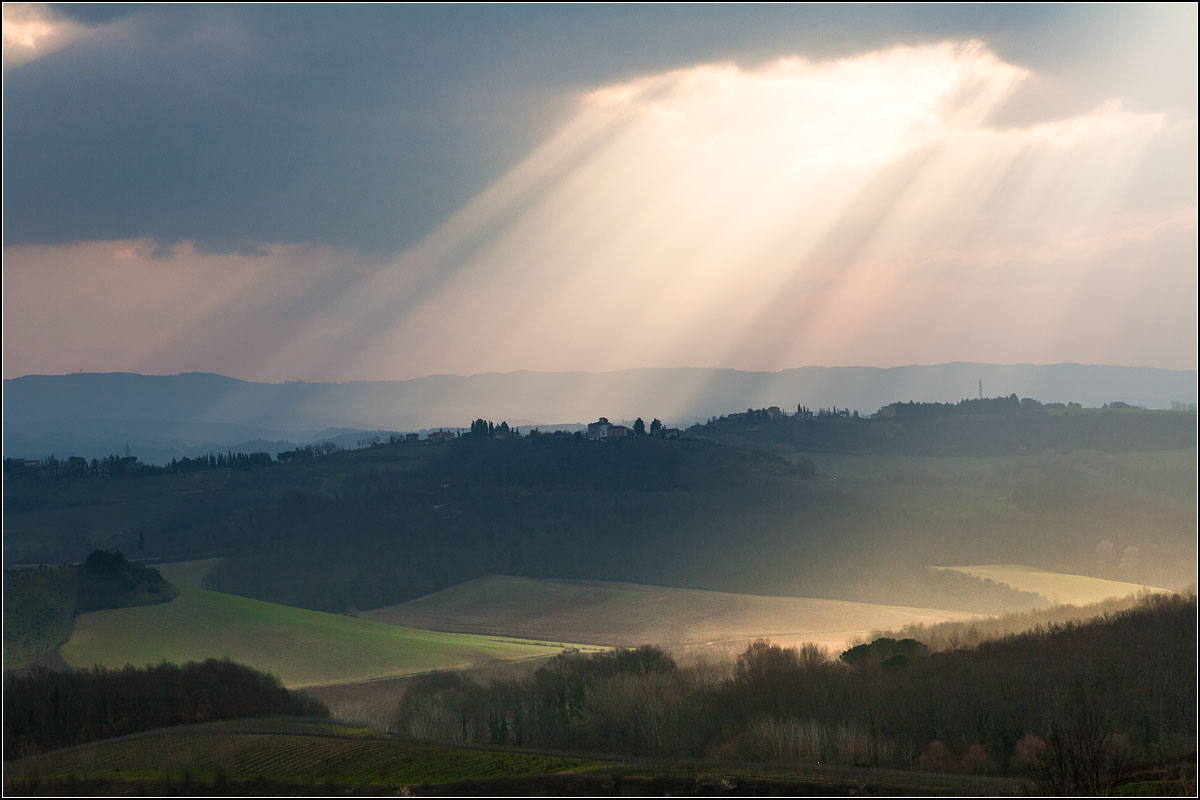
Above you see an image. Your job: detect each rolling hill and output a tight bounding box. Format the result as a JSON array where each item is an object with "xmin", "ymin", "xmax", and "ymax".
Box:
[
  {"xmin": 59, "ymin": 585, "xmax": 602, "ymax": 688},
  {"xmin": 931, "ymin": 565, "xmax": 1165, "ymax": 606},
  {"xmin": 7, "ymin": 431, "xmax": 1193, "ymax": 619},
  {"xmin": 362, "ymin": 575, "xmax": 983, "ymax": 654},
  {"xmin": 5, "ymin": 364, "xmax": 1194, "ymax": 464}
]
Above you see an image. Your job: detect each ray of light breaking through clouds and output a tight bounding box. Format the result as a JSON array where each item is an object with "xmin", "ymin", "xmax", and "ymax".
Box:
[
  {"xmin": 3, "ymin": 37, "xmax": 1195, "ymax": 381},
  {"xmin": 290, "ymin": 41, "xmax": 1192, "ymax": 381}
]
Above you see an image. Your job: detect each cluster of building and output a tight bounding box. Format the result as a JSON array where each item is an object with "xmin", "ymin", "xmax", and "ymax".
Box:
[
  {"xmin": 585, "ymin": 417, "xmax": 680, "ymax": 440},
  {"xmin": 4, "ymin": 455, "xmax": 138, "ymax": 479},
  {"xmin": 399, "ymin": 430, "xmax": 456, "ymax": 443}
]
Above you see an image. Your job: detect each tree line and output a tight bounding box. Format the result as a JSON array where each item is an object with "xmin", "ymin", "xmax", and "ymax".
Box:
[
  {"xmin": 693, "ymin": 399, "xmax": 1195, "ymax": 455},
  {"xmin": 393, "ymin": 594, "xmax": 1195, "ymax": 793},
  {"xmin": 4, "ymin": 658, "xmax": 328, "ymax": 760},
  {"xmin": 4, "ymin": 445, "xmax": 342, "ymax": 482},
  {"xmin": 167, "ymin": 451, "xmax": 273, "ymax": 472},
  {"xmin": 74, "ymin": 549, "xmax": 178, "ymax": 613}
]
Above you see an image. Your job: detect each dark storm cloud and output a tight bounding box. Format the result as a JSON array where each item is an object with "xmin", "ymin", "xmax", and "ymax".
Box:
[
  {"xmin": 4, "ymin": 4, "xmax": 1193, "ymax": 253},
  {"xmin": 48, "ymin": 3, "xmax": 141, "ymax": 25}
]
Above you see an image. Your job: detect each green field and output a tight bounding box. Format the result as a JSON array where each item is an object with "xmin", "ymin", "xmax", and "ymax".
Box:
[
  {"xmin": 931, "ymin": 565, "xmax": 1164, "ymax": 606},
  {"xmin": 3, "ymin": 566, "xmax": 77, "ymax": 670},
  {"xmin": 2, "ymin": 717, "xmax": 600, "ymax": 788},
  {"xmin": 363, "ymin": 575, "xmax": 982, "ymax": 655},
  {"xmin": 60, "ymin": 586, "xmax": 603, "ymax": 688}
]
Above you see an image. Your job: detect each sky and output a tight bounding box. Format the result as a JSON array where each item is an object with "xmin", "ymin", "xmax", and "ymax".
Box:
[{"xmin": 3, "ymin": 3, "xmax": 1196, "ymax": 381}]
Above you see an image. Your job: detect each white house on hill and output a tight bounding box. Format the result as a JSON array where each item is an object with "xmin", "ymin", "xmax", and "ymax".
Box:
[{"xmin": 586, "ymin": 417, "xmax": 629, "ymax": 440}]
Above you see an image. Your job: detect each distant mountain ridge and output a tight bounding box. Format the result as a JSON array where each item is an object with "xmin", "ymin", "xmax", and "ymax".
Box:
[{"xmin": 4, "ymin": 364, "xmax": 1195, "ymax": 464}]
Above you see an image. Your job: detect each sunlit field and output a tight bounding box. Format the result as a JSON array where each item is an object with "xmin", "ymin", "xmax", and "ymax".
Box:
[
  {"xmin": 61, "ymin": 586, "xmax": 602, "ymax": 688},
  {"xmin": 931, "ymin": 565, "xmax": 1162, "ymax": 606},
  {"xmin": 363, "ymin": 575, "xmax": 982, "ymax": 654}
]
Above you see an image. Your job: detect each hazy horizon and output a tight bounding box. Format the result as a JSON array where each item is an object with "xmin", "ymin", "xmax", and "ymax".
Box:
[{"xmin": 5, "ymin": 359, "xmax": 1199, "ymax": 387}]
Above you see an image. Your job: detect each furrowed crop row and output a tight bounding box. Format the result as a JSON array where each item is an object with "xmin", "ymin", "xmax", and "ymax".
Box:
[
  {"xmin": 219, "ymin": 735, "xmax": 311, "ymax": 774},
  {"xmin": 254, "ymin": 740, "xmax": 351, "ymax": 777},
  {"xmin": 235, "ymin": 742, "xmax": 316, "ymax": 775},
  {"xmin": 329, "ymin": 743, "xmax": 404, "ymax": 773},
  {"xmin": 11, "ymin": 730, "xmax": 586, "ymax": 789},
  {"xmin": 264, "ymin": 743, "xmax": 340, "ymax": 776},
  {"xmin": 311, "ymin": 740, "xmax": 377, "ymax": 773},
  {"xmin": 113, "ymin": 738, "xmax": 210, "ymax": 773},
  {"xmin": 225, "ymin": 748, "xmax": 280, "ymax": 775},
  {"xmin": 381, "ymin": 749, "xmax": 468, "ymax": 782},
  {"xmin": 423, "ymin": 751, "xmax": 530, "ymax": 781},
  {"xmin": 403, "ymin": 748, "xmax": 460, "ymax": 775},
  {"xmin": 225, "ymin": 745, "xmax": 276, "ymax": 775}
]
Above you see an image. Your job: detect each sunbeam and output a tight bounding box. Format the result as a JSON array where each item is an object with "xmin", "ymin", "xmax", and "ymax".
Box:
[
  {"xmin": 3, "ymin": 39, "xmax": 1193, "ymax": 383},
  {"xmin": 305, "ymin": 40, "xmax": 1184, "ymax": 383}
]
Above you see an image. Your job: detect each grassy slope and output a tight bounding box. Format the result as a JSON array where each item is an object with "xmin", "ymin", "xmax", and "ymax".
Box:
[
  {"xmin": 931, "ymin": 565, "xmax": 1164, "ymax": 606},
  {"xmin": 2, "ymin": 718, "xmax": 599, "ymax": 787},
  {"xmin": 2, "ymin": 566, "xmax": 77, "ymax": 670},
  {"xmin": 362, "ymin": 575, "xmax": 981, "ymax": 654},
  {"xmin": 60, "ymin": 586, "xmax": 602, "ymax": 688}
]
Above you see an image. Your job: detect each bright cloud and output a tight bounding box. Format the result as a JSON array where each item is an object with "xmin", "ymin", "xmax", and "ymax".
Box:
[
  {"xmin": 2, "ymin": 4, "xmax": 92, "ymax": 71},
  {"xmin": 3, "ymin": 41, "xmax": 1195, "ymax": 380},
  {"xmin": 326, "ymin": 41, "xmax": 1193, "ymax": 377}
]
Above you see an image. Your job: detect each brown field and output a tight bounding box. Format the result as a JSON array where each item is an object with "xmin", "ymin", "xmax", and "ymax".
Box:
[{"xmin": 362, "ymin": 575, "xmax": 981, "ymax": 655}]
